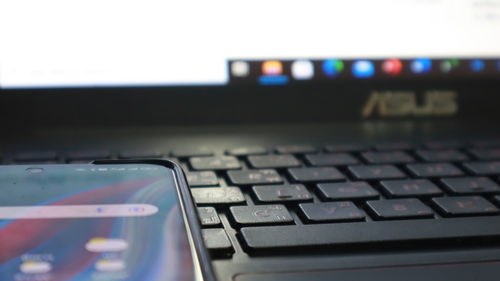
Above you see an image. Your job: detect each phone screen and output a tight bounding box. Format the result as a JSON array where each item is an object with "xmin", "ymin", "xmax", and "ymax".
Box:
[{"xmin": 0, "ymin": 164, "xmax": 197, "ymax": 281}]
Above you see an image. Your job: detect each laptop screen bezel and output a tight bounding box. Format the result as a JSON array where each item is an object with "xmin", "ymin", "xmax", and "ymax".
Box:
[{"xmin": 0, "ymin": 77, "xmax": 499, "ymax": 130}]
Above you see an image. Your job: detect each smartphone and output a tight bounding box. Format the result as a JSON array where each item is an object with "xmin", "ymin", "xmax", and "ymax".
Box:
[{"xmin": 0, "ymin": 160, "xmax": 214, "ymax": 281}]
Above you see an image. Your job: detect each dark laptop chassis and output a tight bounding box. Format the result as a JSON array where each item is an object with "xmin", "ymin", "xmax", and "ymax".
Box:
[{"xmin": 0, "ymin": 77, "xmax": 499, "ymax": 280}]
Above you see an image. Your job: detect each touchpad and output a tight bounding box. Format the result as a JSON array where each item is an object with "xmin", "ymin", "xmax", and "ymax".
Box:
[{"xmin": 235, "ymin": 261, "xmax": 500, "ymax": 281}]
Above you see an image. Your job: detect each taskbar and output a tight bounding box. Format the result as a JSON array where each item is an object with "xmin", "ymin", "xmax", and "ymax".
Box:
[{"xmin": 228, "ymin": 58, "xmax": 500, "ymax": 85}]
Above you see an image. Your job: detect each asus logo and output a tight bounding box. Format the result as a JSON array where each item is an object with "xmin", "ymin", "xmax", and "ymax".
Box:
[{"xmin": 362, "ymin": 90, "xmax": 458, "ymax": 117}]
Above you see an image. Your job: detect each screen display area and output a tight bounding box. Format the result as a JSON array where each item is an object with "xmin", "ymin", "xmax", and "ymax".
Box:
[
  {"xmin": 0, "ymin": 164, "xmax": 196, "ymax": 281},
  {"xmin": 1, "ymin": 0, "xmax": 500, "ymax": 88}
]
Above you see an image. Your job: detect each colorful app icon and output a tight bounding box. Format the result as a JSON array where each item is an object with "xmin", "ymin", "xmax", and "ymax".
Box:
[
  {"xmin": 440, "ymin": 59, "xmax": 460, "ymax": 73},
  {"xmin": 231, "ymin": 61, "xmax": 250, "ymax": 77},
  {"xmin": 411, "ymin": 58, "xmax": 432, "ymax": 74},
  {"xmin": 291, "ymin": 60, "xmax": 314, "ymax": 80},
  {"xmin": 382, "ymin": 58, "xmax": 403, "ymax": 76},
  {"xmin": 470, "ymin": 59, "xmax": 485, "ymax": 73},
  {"xmin": 352, "ymin": 60, "xmax": 375, "ymax": 78},
  {"xmin": 262, "ymin": 60, "xmax": 283, "ymax": 76},
  {"xmin": 85, "ymin": 238, "xmax": 128, "ymax": 252},
  {"xmin": 322, "ymin": 59, "xmax": 344, "ymax": 77},
  {"xmin": 20, "ymin": 261, "xmax": 52, "ymax": 274},
  {"xmin": 95, "ymin": 259, "xmax": 126, "ymax": 272}
]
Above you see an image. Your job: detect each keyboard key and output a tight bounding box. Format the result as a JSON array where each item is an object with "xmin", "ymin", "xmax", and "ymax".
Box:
[
  {"xmin": 229, "ymin": 205, "xmax": 293, "ymax": 225},
  {"xmin": 324, "ymin": 144, "xmax": 368, "ymax": 153},
  {"xmin": 240, "ymin": 217, "xmax": 500, "ymax": 251},
  {"xmin": 470, "ymin": 149, "xmax": 500, "ymax": 160},
  {"xmin": 67, "ymin": 150, "xmax": 111, "ymax": 160},
  {"xmin": 276, "ymin": 145, "xmax": 317, "ymax": 154},
  {"xmin": 317, "ymin": 182, "xmax": 379, "ymax": 200},
  {"xmin": 172, "ymin": 147, "xmax": 213, "ymax": 158},
  {"xmin": 305, "ymin": 153, "xmax": 359, "ymax": 166},
  {"xmin": 253, "ymin": 184, "xmax": 313, "ymax": 203},
  {"xmin": 198, "ymin": 207, "xmax": 221, "ymax": 226},
  {"xmin": 406, "ymin": 163, "xmax": 464, "ymax": 178},
  {"xmin": 15, "ymin": 151, "xmax": 58, "ymax": 162},
  {"xmin": 464, "ymin": 161, "xmax": 500, "ymax": 175},
  {"xmin": 367, "ymin": 199, "xmax": 434, "ymax": 220},
  {"xmin": 440, "ymin": 177, "xmax": 500, "ymax": 194},
  {"xmin": 299, "ymin": 202, "xmax": 364, "ymax": 222},
  {"xmin": 191, "ymin": 187, "xmax": 245, "ymax": 206},
  {"xmin": 189, "ymin": 156, "xmax": 241, "ymax": 171},
  {"xmin": 118, "ymin": 149, "xmax": 163, "ymax": 159},
  {"xmin": 288, "ymin": 167, "xmax": 345, "ymax": 183},
  {"xmin": 374, "ymin": 142, "xmax": 413, "ymax": 151},
  {"xmin": 202, "ymin": 229, "xmax": 233, "ymax": 255},
  {"xmin": 248, "ymin": 155, "xmax": 301, "ymax": 169},
  {"xmin": 471, "ymin": 139, "xmax": 500, "ymax": 148},
  {"xmin": 416, "ymin": 150, "xmax": 468, "ymax": 162},
  {"xmin": 361, "ymin": 151, "xmax": 415, "ymax": 164},
  {"xmin": 348, "ymin": 165, "xmax": 406, "ymax": 180},
  {"xmin": 380, "ymin": 179, "xmax": 443, "ymax": 198},
  {"xmin": 227, "ymin": 169, "xmax": 282, "ymax": 185},
  {"xmin": 432, "ymin": 196, "xmax": 499, "ymax": 216},
  {"xmin": 186, "ymin": 171, "xmax": 219, "ymax": 187},
  {"xmin": 424, "ymin": 140, "xmax": 462, "ymax": 150},
  {"xmin": 227, "ymin": 146, "xmax": 267, "ymax": 156}
]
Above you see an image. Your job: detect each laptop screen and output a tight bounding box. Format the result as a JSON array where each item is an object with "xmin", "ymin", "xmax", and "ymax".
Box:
[{"xmin": 1, "ymin": 0, "xmax": 499, "ymax": 89}]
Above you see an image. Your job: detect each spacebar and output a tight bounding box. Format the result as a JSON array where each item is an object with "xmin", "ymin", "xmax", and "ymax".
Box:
[{"xmin": 241, "ymin": 217, "xmax": 500, "ymax": 251}]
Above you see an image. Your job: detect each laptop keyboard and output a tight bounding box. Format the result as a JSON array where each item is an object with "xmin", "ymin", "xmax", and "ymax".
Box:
[{"xmin": 4, "ymin": 139, "xmax": 500, "ymax": 258}]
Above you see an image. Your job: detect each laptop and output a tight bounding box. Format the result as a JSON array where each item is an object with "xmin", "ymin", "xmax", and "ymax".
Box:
[{"xmin": 1, "ymin": 1, "xmax": 500, "ymax": 280}]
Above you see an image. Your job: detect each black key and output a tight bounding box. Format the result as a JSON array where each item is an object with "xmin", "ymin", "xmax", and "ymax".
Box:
[
  {"xmin": 227, "ymin": 146, "xmax": 267, "ymax": 156},
  {"xmin": 15, "ymin": 151, "xmax": 58, "ymax": 162},
  {"xmin": 406, "ymin": 163, "xmax": 464, "ymax": 178},
  {"xmin": 424, "ymin": 140, "xmax": 462, "ymax": 150},
  {"xmin": 248, "ymin": 155, "xmax": 301, "ymax": 169},
  {"xmin": 186, "ymin": 171, "xmax": 219, "ymax": 187},
  {"xmin": 471, "ymin": 139, "xmax": 500, "ymax": 148},
  {"xmin": 324, "ymin": 144, "xmax": 368, "ymax": 153},
  {"xmin": 317, "ymin": 182, "xmax": 379, "ymax": 200},
  {"xmin": 348, "ymin": 165, "xmax": 406, "ymax": 180},
  {"xmin": 288, "ymin": 167, "xmax": 345, "ymax": 183},
  {"xmin": 172, "ymin": 147, "xmax": 213, "ymax": 158},
  {"xmin": 229, "ymin": 205, "xmax": 293, "ymax": 225},
  {"xmin": 374, "ymin": 142, "xmax": 413, "ymax": 151},
  {"xmin": 299, "ymin": 202, "xmax": 364, "ymax": 222},
  {"xmin": 440, "ymin": 177, "xmax": 500, "ymax": 194},
  {"xmin": 432, "ymin": 196, "xmax": 499, "ymax": 216},
  {"xmin": 470, "ymin": 149, "xmax": 500, "ymax": 160},
  {"xmin": 464, "ymin": 161, "xmax": 500, "ymax": 175},
  {"xmin": 191, "ymin": 187, "xmax": 245, "ymax": 205},
  {"xmin": 380, "ymin": 179, "xmax": 443, "ymax": 198},
  {"xmin": 240, "ymin": 217, "xmax": 500, "ymax": 251},
  {"xmin": 189, "ymin": 156, "xmax": 241, "ymax": 171},
  {"xmin": 67, "ymin": 150, "xmax": 111, "ymax": 160},
  {"xmin": 305, "ymin": 153, "xmax": 359, "ymax": 166},
  {"xmin": 361, "ymin": 151, "xmax": 414, "ymax": 164},
  {"xmin": 202, "ymin": 229, "xmax": 233, "ymax": 255},
  {"xmin": 197, "ymin": 207, "xmax": 221, "ymax": 226},
  {"xmin": 253, "ymin": 184, "xmax": 312, "ymax": 203},
  {"xmin": 367, "ymin": 199, "xmax": 434, "ymax": 220},
  {"xmin": 416, "ymin": 150, "xmax": 468, "ymax": 162},
  {"xmin": 494, "ymin": 195, "xmax": 500, "ymax": 205},
  {"xmin": 227, "ymin": 169, "xmax": 282, "ymax": 185},
  {"xmin": 276, "ymin": 145, "xmax": 317, "ymax": 154},
  {"xmin": 119, "ymin": 149, "xmax": 163, "ymax": 159}
]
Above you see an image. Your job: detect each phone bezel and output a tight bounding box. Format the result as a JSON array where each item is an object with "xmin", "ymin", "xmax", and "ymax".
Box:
[{"xmin": 92, "ymin": 159, "xmax": 216, "ymax": 281}]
